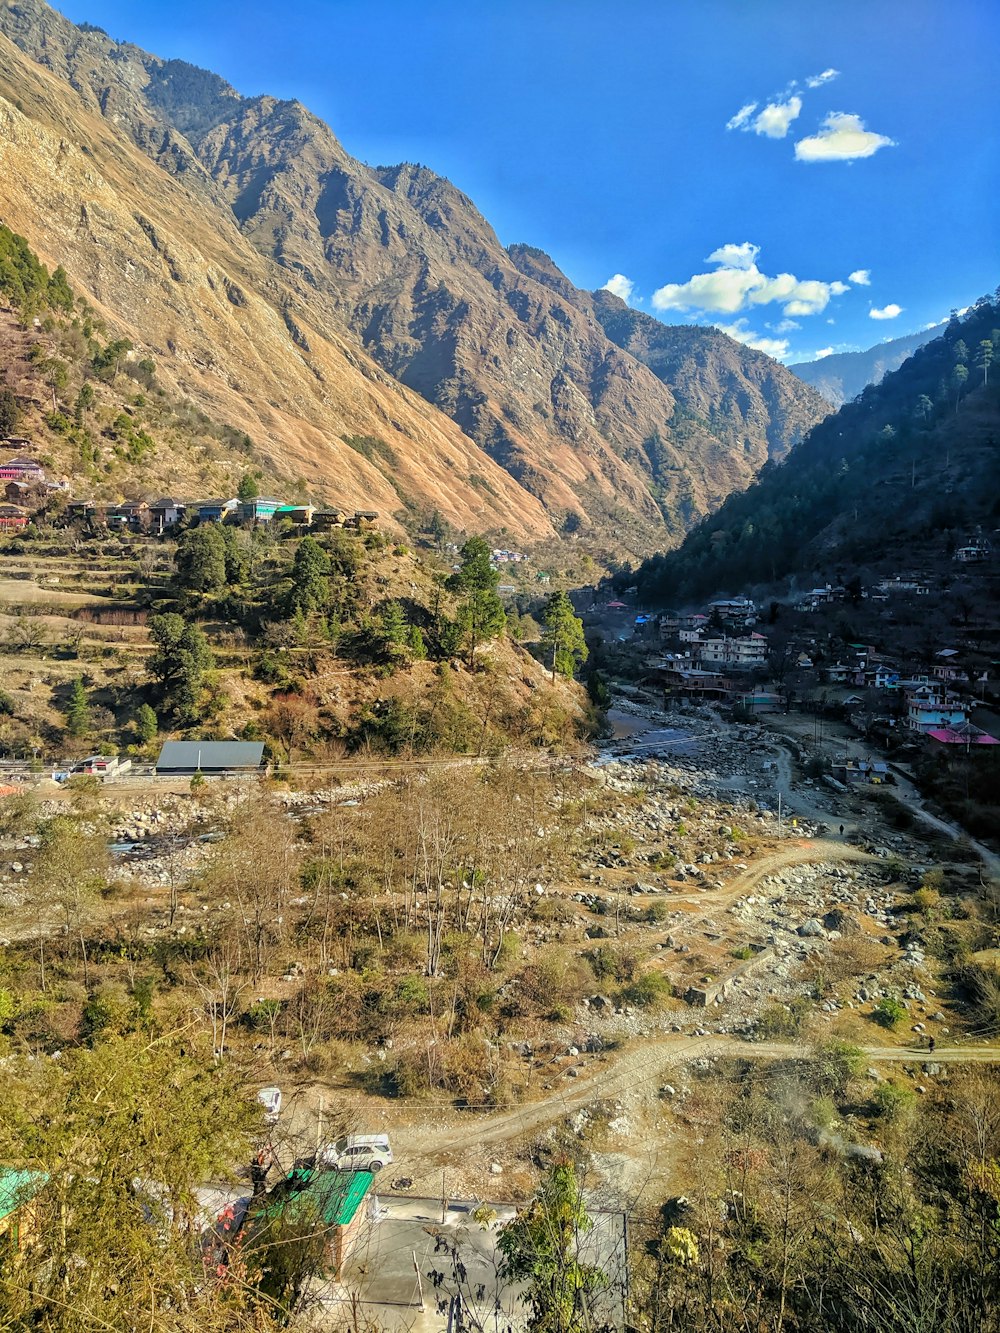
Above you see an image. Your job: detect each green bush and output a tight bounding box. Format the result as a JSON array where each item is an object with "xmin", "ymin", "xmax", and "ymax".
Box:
[
  {"xmin": 619, "ymin": 971, "xmax": 672, "ymax": 1009},
  {"xmin": 873, "ymin": 995, "xmax": 906, "ymax": 1029},
  {"xmin": 872, "ymin": 1081, "xmax": 917, "ymax": 1121}
]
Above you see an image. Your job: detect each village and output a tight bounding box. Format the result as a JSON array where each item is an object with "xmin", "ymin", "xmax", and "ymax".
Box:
[{"xmin": 597, "ymin": 538, "xmax": 1000, "ymax": 769}]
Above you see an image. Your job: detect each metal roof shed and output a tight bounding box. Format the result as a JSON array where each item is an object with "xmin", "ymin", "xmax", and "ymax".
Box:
[{"xmin": 156, "ymin": 741, "xmax": 265, "ymax": 773}]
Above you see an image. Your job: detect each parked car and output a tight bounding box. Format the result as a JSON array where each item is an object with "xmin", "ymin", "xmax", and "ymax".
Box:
[{"xmin": 319, "ymin": 1134, "xmax": 393, "ymax": 1172}]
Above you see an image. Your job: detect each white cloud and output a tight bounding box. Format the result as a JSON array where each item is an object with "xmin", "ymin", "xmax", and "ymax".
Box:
[
  {"xmin": 806, "ymin": 68, "xmax": 839, "ymax": 88},
  {"xmin": 726, "ymin": 101, "xmax": 758, "ymax": 131},
  {"xmin": 714, "ymin": 319, "xmax": 790, "ymax": 359},
  {"xmin": 869, "ymin": 303, "xmax": 903, "ymax": 320},
  {"xmin": 848, "ymin": 269, "xmax": 871, "ymax": 285},
  {"xmin": 752, "ymin": 94, "xmax": 802, "ymax": 139},
  {"xmin": 705, "ymin": 241, "xmax": 760, "ymax": 270},
  {"xmin": 651, "ymin": 244, "xmax": 853, "ymax": 319},
  {"xmin": 794, "ymin": 112, "xmax": 895, "ymax": 162},
  {"xmin": 602, "ymin": 273, "xmax": 635, "ymax": 302},
  {"xmin": 814, "ymin": 347, "xmax": 836, "ymax": 358},
  {"xmin": 773, "ymin": 319, "xmax": 801, "ymax": 333}
]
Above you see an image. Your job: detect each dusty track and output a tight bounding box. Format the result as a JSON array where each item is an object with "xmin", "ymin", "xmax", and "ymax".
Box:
[{"xmin": 405, "ymin": 1032, "xmax": 1000, "ymax": 1162}]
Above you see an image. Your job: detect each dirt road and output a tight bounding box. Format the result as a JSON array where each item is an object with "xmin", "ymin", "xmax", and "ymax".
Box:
[{"xmin": 391, "ymin": 1030, "xmax": 1000, "ymax": 1169}]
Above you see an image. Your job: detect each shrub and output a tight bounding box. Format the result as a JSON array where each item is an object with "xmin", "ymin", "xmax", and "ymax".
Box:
[
  {"xmin": 872, "ymin": 1081, "xmax": 917, "ymax": 1121},
  {"xmin": 812, "ymin": 1039, "xmax": 866, "ymax": 1094},
  {"xmin": 873, "ymin": 995, "xmax": 906, "ymax": 1029},
  {"xmin": 756, "ymin": 996, "xmax": 812, "ymax": 1039},
  {"xmin": 913, "ymin": 886, "xmax": 941, "ymax": 917},
  {"xmin": 731, "ymin": 945, "xmax": 753, "ymax": 960},
  {"xmin": 620, "ymin": 971, "xmax": 672, "ymax": 1009}
]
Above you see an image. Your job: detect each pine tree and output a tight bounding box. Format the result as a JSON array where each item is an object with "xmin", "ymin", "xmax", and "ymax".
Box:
[
  {"xmin": 65, "ymin": 676, "xmax": 90, "ymax": 738},
  {"xmin": 541, "ymin": 591, "xmax": 588, "ymax": 681},
  {"xmin": 448, "ymin": 536, "xmax": 506, "ymax": 666},
  {"xmin": 286, "ymin": 535, "xmax": 331, "ymax": 614},
  {"xmin": 133, "ymin": 703, "xmax": 158, "ymax": 745}
]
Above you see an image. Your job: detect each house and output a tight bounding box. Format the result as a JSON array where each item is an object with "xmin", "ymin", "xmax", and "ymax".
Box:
[
  {"xmin": 693, "ymin": 633, "xmax": 767, "ymax": 671},
  {"xmin": 872, "ymin": 665, "xmax": 900, "ymax": 691},
  {"xmin": 250, "ymin": 1168, "xmax": 373, "ymax": 1274},
  {"xmin": 0, "ymin": 457, "xmax": 45, "ymax": 484},
  {"xmin": 312, "ymin": 507, "xmax": 346, "ymax": 531},
  {"xmin": 109, "ymin": 501, "xmax": 151, "ymax": 532},
  {"xmin": 149, "ymin": 497, "xmax": 187, "ymax": 532},
  {"xmin": 276, "ymin": 503, "xmax": 316, "ymax": 528},
  {"xmin": 905, "ymin": 686, "xmax": 967, "ymax": 733},
  {"xmin": 194, "ymin": 498, "xmax": 238, "ymax": 523},
  {"xmin": 832, "ymin": 759, "xmax": 891, "ymax": 785},
  {"xmin": 0, "ymin": 437, "xmax": 34, "ymax": 452},
  {"xmin": 66, "ymin": 755, "xmax": 132, "ymax": 780},
  {"xmin": 825, "ymin": 662, "xmax": 852, "ymax": 685},
  {"xmin": 927, "ymin": 722, "xmax": 999, "ymax": 746},
  {"xmin": 876, "ymin": 576, "xmax": 930, "ymax": 596},
  {"xmin": 66, "ymin": 499, "xmax": 102, "ymax": 524},
  {"xmin": 155, "ymin": 740, "xmax": 265, "ymax": 774},
  {"xmin": 0, "ymin": 1168, "xmax": 48, "ymax": 1252},
  {"xmin": 238, "ymin": 497, "xmax": 280, "ymax": 525},
  {"xmin": 351, "ymin": 510, "xmax": 379, "ymax": 529},
  {"xmin": 335, "ymin": 1191, "xmax": 628, "ymax": 1332},
  {"xmin": 0, "ymin": 504, "xmax": 28, "ymax": 531},
  {"xmin": 955, "ymin": 538, "xmax": 991, "ymax": 563},
  {"xmin": 708, "ymin": 596, "xmax": 757, "ymax": 626}
]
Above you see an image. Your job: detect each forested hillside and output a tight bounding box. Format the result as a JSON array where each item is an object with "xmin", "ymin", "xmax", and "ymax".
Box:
[{"xmin": 632, "ymin": 295, "xmax": 1000, "ymax": 605}]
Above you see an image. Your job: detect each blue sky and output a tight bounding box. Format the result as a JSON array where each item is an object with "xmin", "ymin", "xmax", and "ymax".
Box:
[{"xmin": 56, "ymin": 0, "xmax": 998, "ymax": 363}]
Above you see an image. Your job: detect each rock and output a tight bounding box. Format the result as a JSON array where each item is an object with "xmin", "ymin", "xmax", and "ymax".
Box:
[
  {"xmin": 566, "ymin": 1067, "xmax": 580, "ymax": 1078},
  {"xmin": 490, "ymin": 1162, "xmax": 503, "ymax": 1175},
  {"xmin": 797, "ymin": 919, "xmax": 826, "ymax": 938}
]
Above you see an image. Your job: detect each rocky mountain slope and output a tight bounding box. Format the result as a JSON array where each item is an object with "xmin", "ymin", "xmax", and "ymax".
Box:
[
  {"xmin": 789, "ymin": 324, "xmax": 944, "ymax": 408},
  {"xmin": 632, "ymin": 303, "xmax": 1000, "ymax": 603},
  {"xmin": 0, "ymin": 0, "xmax": 828, "ymax": 552}
]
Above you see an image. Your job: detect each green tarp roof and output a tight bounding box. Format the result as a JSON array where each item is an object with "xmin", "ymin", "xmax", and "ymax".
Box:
[
  {"xmin": 262, "ymin": 1168, "xmax": 373, "ymax": 1229},
  {"xmin": 0, "ymin": 1169, "xmax": 48, "ymax": 1221}
]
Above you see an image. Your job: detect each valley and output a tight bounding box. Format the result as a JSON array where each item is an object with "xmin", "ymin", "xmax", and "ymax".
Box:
[{"xmin": 0, "ymin": 1, "xmax": 996, "ymax": 1329}]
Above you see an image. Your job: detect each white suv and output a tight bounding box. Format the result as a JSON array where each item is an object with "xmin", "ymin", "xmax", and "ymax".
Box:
[{"xmin": 319, "ymin": 1134, "xmax": 393, "ymax": 1172}]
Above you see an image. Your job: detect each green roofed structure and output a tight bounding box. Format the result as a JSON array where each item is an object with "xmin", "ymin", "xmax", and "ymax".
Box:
[
  {"xmin": 251, "ymin": 1168, "xmax": 374, "ymax": 1273},
  {"xmin": 0, "ymin": 1168, "xmax": 48, "ymax": 1250}
]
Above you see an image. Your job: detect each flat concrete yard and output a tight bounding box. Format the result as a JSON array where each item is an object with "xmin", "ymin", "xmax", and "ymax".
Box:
[{"xmin": 318, "ymin": 1194, "xmax": 627, "ymax": 1331}]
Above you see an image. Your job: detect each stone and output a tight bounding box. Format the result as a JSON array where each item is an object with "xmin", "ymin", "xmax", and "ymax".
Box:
[{"xmin": 797, "ymin": 919, "xmax": 826, "ymax": 938}]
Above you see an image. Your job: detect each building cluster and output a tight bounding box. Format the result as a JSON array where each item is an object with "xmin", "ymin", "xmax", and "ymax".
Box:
[
  {"xmin": 65, "ymin": 496, "xmax": 380, "ymax": 535},
  {"xmin": 0, "ymin": 440, "xmax": 382, "ymax": 535},
  {"xmin": 630, "ymin": 569, "xmax": 997, "ymax": 750}
]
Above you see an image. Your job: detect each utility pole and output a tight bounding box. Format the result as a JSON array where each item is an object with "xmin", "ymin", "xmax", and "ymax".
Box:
[{"xmin": 778, "ymin": 791, "xmax": 783, "ymax": 837}]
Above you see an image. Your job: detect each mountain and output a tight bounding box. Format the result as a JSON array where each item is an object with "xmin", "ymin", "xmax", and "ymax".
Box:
[
  {"xmin": 632, "ymin": 302, "xmax": 1000, "ymax": 604},
  {"xmin": 789, "ymin": 325, "xmax": 945, "ymax": 408},
  {"xmin": 0, "ymin": 0, "xmax": 829, "ymax": 553}
]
